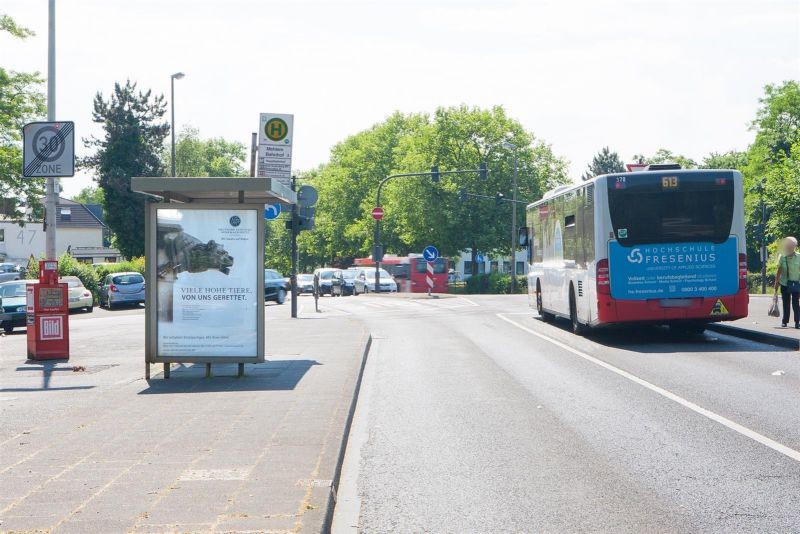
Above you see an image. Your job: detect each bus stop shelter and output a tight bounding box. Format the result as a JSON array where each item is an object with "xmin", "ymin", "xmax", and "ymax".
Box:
[{"xmin": 131, "ymin": 177, "xmax": 296, "ymax": 379}]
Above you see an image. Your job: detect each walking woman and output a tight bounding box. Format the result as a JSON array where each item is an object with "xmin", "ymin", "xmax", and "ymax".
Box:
[{"xmin": 774, "ymin": 236, "xmax": 800, "ymax": 328}]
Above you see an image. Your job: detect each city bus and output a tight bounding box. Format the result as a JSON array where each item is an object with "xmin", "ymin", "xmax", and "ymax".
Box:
[
  {"xmin": 522, "ymin": 166, "xmax": 748, "ymax": 334},
  {"xmin": 353, "ymin": 254, "xmax": 449, "ymax": 293}
]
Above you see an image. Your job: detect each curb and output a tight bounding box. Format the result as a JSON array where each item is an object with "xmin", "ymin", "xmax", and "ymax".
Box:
[
  {"xmin": 322, "ymin": 333, "xmax": 372, "ymax": 533},
  {"xmin": 706, "ymin": 323, "xmax": 799, "ymax": 351}
]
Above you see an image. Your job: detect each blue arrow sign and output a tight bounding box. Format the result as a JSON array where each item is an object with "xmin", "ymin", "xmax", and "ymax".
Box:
[
  {"xmin": 264, "ymin": 204, "xmax": 282, "ymax": 220},
  {"xmin": 422, "ymin": 245, "xmax": 439, "ymax": 262}
]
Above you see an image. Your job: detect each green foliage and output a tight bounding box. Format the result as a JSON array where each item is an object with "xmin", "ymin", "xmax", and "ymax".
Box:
[
  {"xmin": 640, "ymin": 148, "xmax": 697, "ymax": 169},
  {"xmin": 295, "ymin": 106, "xmax": 568, "ymax": 271},
  {"xmin": 701, "ymin": 150, "xmax": 748, "ymax": 170},
  {"xmin": 70, "ymin": 185, "xmax": 104, "ymax": 206},
  {"xmin": 82, "ymin": 81, "xmax": 169, "ymax": 258},
  {"xmin": 741, "ymin": 81, "xmax": 800, "ymax": 269},
  {"xmin": 93, "ymin": 257, "xmax": 145, "ymax": 282},
  {"xmin": 0, "ymin": 14, "xmax": 46, "ymax": 219},
  {"xmin": 747, "ymin": 272, "xmax": 776, "ymax": 294},
  {"xmin": 25, "ymin": 253, "xmax": 101, "ymax": 302},
  {"xmin": 0, "ymin": 14, "xmax": 35, "ymax": 38},
  {"xmin": 167, "ymin": 126, "xmax": 247, "ymax": 177},
  {"xmin": 581, "ymin": 147, "xmax": 624, "ymax": 180},
  {"xmin": 464, "ymin": 273, "xmax": 527, "ymax": 294}
]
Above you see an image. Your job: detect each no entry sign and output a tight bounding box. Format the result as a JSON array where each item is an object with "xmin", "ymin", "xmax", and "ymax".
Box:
[{"xmin": 371, "ymin": 207, "xmax": 384, "ymax": 220}]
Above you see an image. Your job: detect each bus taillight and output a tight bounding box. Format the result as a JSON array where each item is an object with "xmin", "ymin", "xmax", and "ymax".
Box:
[
  {"xmin": 739, "ymin": 253, "xmax": 747, "ymax": 289},
  {"xmin": 597, "ymin": 259, "xmax": 610, "ymax": 294}
]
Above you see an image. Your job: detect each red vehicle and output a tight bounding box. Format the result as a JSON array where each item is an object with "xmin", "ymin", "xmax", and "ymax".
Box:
[{"xmin": 353, "ymin": 254, "xmax": 449, "ymax": 293}]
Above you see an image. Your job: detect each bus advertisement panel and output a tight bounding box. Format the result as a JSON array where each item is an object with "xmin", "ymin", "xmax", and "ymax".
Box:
[{"xmin": 608, "ymin": 238, "xmax": 740, "ymax": 300}]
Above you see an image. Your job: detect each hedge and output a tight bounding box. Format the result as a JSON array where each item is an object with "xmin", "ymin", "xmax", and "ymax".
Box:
[
  {"xmin": 463, "ymin": 273, "xmax": 527, "ymax": 294},
  {"xmin": 25, "ymin": 254, "xmax": 146, "ymax": 303}
]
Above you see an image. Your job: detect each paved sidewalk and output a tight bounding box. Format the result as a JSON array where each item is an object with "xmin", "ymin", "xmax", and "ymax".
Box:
[
  {"xmin": 727, "ymin": 294, "xmax": 800, "ymax": 339},
  {"xmin": 0, "ymin": 304, "xmax": 368, "ymax": 533}
]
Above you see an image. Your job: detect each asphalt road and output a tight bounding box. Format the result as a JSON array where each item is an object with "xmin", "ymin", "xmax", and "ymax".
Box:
[{"xmin": 327, "ymin": 294, "xmax": 800, "ymax": 533}]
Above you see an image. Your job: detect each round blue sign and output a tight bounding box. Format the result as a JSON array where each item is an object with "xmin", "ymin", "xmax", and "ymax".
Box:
[
  {"xmin": 422, "ymin": 245, "xmax": 439, "ymax": 262},
  {"xmin": 264, "ymin": 204, "xmax": 282, "ymax": 220}
]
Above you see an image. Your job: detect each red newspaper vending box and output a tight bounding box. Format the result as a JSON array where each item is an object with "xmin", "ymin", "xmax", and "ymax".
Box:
[{"xmin": 26, "ymin": 260, "xmax": 69, "ymax": 360}]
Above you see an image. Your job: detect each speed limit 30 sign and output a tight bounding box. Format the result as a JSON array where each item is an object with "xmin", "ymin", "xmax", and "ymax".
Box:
[{"xmin": 23, "ymin": 121, "xmax": 75, "ymax": 177}]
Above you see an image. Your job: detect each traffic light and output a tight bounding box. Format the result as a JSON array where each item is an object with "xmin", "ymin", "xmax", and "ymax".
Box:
[
  {"xmin": 431, "ymin": 165, "xmax": 440, "ymax": 183},
  {"xmin": 479, "ymin": 162, "xmax": 488, "ymax": 180},
  {"xmin": 458, "ymin": 188, "xmax": 468, "ymax": 202},
  {"xmin": 495, "ymin": 192, "xmax": 504, "ymax": 206}
]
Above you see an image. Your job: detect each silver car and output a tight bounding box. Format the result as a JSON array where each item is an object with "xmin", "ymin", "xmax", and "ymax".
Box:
[
  {"xmin": 99, "ymin": 272, "xmax": 145, "ymax": 309},
  {"xmin": 0, "ymin": 263, "xmax": 22, "ymax": 283}
]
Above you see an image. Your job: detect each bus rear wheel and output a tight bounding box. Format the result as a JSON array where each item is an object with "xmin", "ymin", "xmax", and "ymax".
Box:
[
  {"xmin": 536, "ymin": 281, "xmax": 555, "ymax": 322},
  {"xmin": 569, "ymin": 288, "xmax": 587, "ymax": 335}
]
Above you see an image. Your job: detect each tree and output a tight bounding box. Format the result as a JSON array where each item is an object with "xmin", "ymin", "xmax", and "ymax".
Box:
[
  {"xmin": 70, "ymin": 185, "xmax": 104, "ymax": 206},
  {"xmin": 0, "ymin": 14, "xmax": 46, "ymax": 219},
  {"xmin": 581, "ymin": 147, "xmax": 624, "ymax": 180},
  {"xmin": 641, "ymin": 148, "xmax": 697, "ymax": 169},
  {"xmin": 82, "ymin": 81, "xmax": 168, "ymax": 258},
  {"xmin": 742, "ymin": 82, "xmax": 800, "ymax": 269},
  {"xmin": 295, "ymin": 106, "xmax": 568, "ymax": 274},
  {"xmin": 701, "ymin": 150, "xmax": 748, "ymax": 170},
  {"xmin": 166, "ymin": 126, "xmax": 247, "ymax": 177}
]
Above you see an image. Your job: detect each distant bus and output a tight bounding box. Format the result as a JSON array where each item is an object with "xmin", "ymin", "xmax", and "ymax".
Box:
[
  {"xmin": 522, "ymin": 166, "xmax": 748, "ymax": 334},
  {"xmin": 353, "ymin": 254, "xmax": 449, "ymax": 293}
]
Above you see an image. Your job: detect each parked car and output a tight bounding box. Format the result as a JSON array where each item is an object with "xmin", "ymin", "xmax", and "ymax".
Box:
[
  {"xmin": 313, "ymin": 268, "xmax": 339, "ymax": 296},
  {"xmin": 265, "ymin": 269, "xmax": 289, "ymax": 304},
  {"xmin": 354, "ymin": 268, "xmax": 397, "ymax": 294},
  {"xmin": 99, "ymin": 272, "xmax": 145, "ymax": 309},
  {"xmin": 0, "ymin": 279, "xmax": 37, "ymax": 333},
  {"xmin": 295, "ymin": 274, "xmax": 315, "ymax": 294},
  {"xmin": 332, "ymin": 269, "xmax": 357, "ymax": 296},
  {"xmin": 60, "ymin": 276, "xmax": 94, "ymax": 313},
  {"xmin": 0, "ymin": 263, "xmax": 22, "ymax": 283}
]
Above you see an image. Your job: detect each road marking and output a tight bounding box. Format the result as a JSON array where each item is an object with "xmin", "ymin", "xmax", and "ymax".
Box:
[{"xmin": 496, "ymin": 313, "xmax": 800, "ymax": 464}]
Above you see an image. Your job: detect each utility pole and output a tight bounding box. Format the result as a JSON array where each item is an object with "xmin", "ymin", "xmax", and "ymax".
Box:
[
  {"xmin": 503, "ymin": 141, "xmax": 519, "ymax": 292},
  {"xmin": 170, "ymin": 72, "xmax": 185, "ymax": 177},
  {"xmin": 290, "ymin": 176, "xmax": 299, "ymax": 318},
  {"xmin": 45, "ymin": 0, "xmax": 56, "ymax": 260},
  {"xmin": 759, "ymin": 178, "xmax": 767, "ymax": 294}
]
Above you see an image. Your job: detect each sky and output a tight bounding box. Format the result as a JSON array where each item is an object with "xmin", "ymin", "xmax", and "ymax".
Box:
[{"xmin": 2, "ymin": 0, "xmax": 798, "ymax": 198}]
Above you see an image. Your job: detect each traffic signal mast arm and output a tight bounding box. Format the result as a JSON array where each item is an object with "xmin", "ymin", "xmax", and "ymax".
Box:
[
  {"xmin": 373, "ymin": 164, "xmax": 488, "ymax": 293},
  {"xmin": 459, "ymin": 189, "xmax": 529, "ymax": 204}
]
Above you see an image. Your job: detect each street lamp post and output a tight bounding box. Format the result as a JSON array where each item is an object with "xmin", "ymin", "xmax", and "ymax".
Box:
[
  {"xmin": 170, "ymin": 72, "xmax": 185, "ymax": 177},
  {"xmin": 503, "ymin": 141, "xmax": 519, "ymax": 292},
  {"xmin": 758, "ymin": 178, "xmax": 767, "ymax": 294}
]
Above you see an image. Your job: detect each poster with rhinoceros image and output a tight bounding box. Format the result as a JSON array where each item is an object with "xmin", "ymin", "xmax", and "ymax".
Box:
[{"xmin": 155, "ymin": 208, "xmax": 258, "ymax": 358}]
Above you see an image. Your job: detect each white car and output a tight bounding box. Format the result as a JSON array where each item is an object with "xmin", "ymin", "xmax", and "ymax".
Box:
[
  {"xmin": 61, "ymin": 276, "xmax": 94, "ymax": 312},
  {"xmin": 354, "ymin": 268, "xmax": 397, "ymax": 294}
]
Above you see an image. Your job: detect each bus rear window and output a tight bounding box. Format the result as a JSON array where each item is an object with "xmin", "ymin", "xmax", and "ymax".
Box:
[{"xmin": 607, "ymin": 172, "xmax": 734, "ymax": 245}]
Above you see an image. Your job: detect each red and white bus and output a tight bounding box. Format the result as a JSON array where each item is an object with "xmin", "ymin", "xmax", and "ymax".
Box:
[
  {"xmin": 522, "ymin": 166, "xmax": 748, "ymax": 334},
  {"xmin": 353, "ymin": 254, "xmax": 449, "ymax": 293}
]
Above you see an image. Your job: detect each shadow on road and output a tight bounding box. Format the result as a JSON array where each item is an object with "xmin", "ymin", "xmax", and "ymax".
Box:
[
  {"xmin": 138, "ymin": 359, "xmax": 321, "ymax": 394},
  {"xmin": 545, "ymin": 317, "xmax": 784, "ymax": 353},
  {"xmin": 0, "ymin": 360, "xmax": 97, "ymax": 392}
]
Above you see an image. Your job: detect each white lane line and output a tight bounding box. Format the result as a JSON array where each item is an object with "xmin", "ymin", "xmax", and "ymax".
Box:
[{"xmin": 496, "ymin": 313, "xmax": 800, "ymax": 463}]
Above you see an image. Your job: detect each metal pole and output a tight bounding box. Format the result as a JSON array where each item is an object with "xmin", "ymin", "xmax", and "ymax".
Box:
[
  {"xmin": 510, "ymin": 150, "xmax": 518, "ymax": 292},
  {"xmin": 291, "ymin": 176, "xmax": 299, "ymax": 318},
  {"xmin": 760, "ymin": 180, "xmax": 767, "ymax": 294},
  {"xmin": 170, "ymin": 76, "xmax": 176, "ymax": 177},
  {"xmin": 45, "ymin": 0, "xmax": 56, "ymax": 260},
  {"xmin": 374, "ymin": 184, "xmax": 382, "ymax": 293},
  {"xmin": 250, "ymin": 132, "xmax": 257, "ymax": 177}
]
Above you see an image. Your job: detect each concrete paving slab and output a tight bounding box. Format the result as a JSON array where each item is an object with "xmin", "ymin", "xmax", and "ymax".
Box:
[{"xmin": 0, "ymin": 304, "xmax": 369, "ymax": 533}]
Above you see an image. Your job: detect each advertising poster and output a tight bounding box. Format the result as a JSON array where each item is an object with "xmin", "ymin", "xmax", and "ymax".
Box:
[
  {"xmin": 155, "ymin": 208, "xmax": 258, "ymax": 357},
  {"xmin": 608, "ymin": 237, "xmax": 739, "ymax": 300}
]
